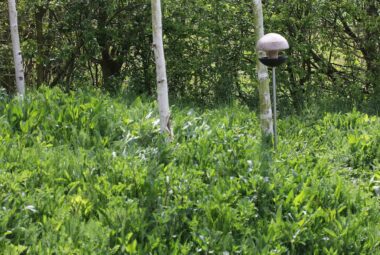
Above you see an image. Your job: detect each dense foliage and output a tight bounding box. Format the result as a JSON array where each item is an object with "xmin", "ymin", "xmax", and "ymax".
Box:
[
  {"xmin": 0, "ymin": 88, "xmax": 379, "ymax": 254},
  {"xmin": 0, "ymin": 0, "xmax": 379, "ymax": 111}
]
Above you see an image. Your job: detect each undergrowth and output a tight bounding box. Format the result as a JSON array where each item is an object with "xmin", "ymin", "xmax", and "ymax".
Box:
[{"xmin": 0, "ymin": 87, "xmax": 379, "ymax": 254}]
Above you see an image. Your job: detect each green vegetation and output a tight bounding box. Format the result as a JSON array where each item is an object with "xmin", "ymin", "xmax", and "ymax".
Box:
[
  {"xmin": 1, "ymin": 0, "xmax": 379, "ymax": 110},
  {"xmin": 1, "ymin": 0, "xmax": 379, "ymax": 253},
  {"xmin": 1, "ymin": 88, "xmax": 379, "ymax": 254}
]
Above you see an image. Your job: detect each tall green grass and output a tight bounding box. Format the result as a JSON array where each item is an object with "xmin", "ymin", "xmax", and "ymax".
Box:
[{"xmin": 0, "ymin": 87, "xmax": 379, "ymax": 254}]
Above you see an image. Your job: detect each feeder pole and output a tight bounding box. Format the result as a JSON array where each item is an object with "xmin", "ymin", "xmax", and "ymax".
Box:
[
  {"xmin": 272, "ymin": 67, "xmax": 277, "ymax": 149},
  {"xmin": 257, "ymin": 33, "xmax": 289, "ymax": 150}
]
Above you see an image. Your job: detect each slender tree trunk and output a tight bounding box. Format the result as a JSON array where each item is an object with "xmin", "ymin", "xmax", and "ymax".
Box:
[
  {"xmin": 100, "ymin": 48, "xmax": 123, "ymax": 92},
  {"xmin": 8, "ymin": 0, "xmax": 25, "ymax": 97},
  {"xmin": 96, "ymin": 4, "xmax": 123, "ymax": 93},
  {"xmin": 364, "ymin": 3, "xmax": 379, "ymax": 99},
  {"xmin": 253, "ymin": 0, "xmax": 273, "ymax": 144},
  {"xmin": 35, "ymin": 6, "xmax": 46, "ymax": 86},
  {"xmin": 152, "ymin": 0, "xmax": 173, "ymax": 137}
]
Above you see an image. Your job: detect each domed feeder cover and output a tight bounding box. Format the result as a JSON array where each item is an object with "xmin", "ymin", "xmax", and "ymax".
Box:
[
  {"xmin": 257, "ymin": 33, "xmax": 289, "ymax": 67},
  {"xmin": 257, "ymin": 33, "xmax": 289, "ymax": 59}
]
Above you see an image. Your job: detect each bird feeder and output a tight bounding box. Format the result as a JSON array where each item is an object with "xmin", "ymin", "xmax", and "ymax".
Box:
[
  {"xmin": 257, "ymin": 33, "xmax": 289, "ymax": 67},
  {"xmin": 256, "ymin": 33, "xmax": 289, "ymax": 149}
]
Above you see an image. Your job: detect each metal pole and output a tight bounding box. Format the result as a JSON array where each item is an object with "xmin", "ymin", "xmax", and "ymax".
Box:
[{"xmin": 272, "ymin": 67, "xmax": 277, "ymax": 150}]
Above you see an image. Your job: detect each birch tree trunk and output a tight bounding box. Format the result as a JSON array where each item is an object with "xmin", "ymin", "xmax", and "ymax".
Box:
[
  {"xmin": 151, "ymin": 0, "xmax": 172, "ymax": 137},
  {"xmin": 8, "ymin": 0, "xmax": 25, "ymax": 97},
  {"xmin": 253, "ymin": 0, "xmax": 273, "ymax": 144}
]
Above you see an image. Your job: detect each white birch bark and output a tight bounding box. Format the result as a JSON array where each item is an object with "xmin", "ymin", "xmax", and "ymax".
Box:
[
  {"xmin": 8, "ymin": 0, "xmax": 25, "ymax": 97},
  {"xmin": 151, "ymin": 0, "xmax": 172, "ymax": 137},
  {"xmin": 253, "ymin": 0, "xmax": 273, "ymax": 140}
]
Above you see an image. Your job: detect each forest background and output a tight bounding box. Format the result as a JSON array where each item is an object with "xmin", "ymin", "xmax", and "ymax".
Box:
[{"xmin": 1, "ymin": 0, "xmax": 379, "ymax": 114}]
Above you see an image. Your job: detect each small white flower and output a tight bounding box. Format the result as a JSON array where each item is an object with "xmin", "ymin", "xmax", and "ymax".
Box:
[
  {"xmin": 145, "ymin": 111, "xmax": 153, "ymax": 119},
  {"xmin": 25, "ymin": 205, "xmax": 37, "ymax": 213},
  {"xmin": 373, "ymin": 186, "xmax": 380, "ymax": 196},
  {"xmin": 153, "ymin": 119, "xmax": 160, "ymax": 127}
]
